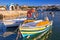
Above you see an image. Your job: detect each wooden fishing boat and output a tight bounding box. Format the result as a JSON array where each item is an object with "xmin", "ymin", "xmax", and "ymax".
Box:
[
  {"xmin": 3, "ymin": 18, "xmax": 27, "ymax": 27},
  {"xmin": 0, "ymin": 11, "xmax": 27, "ymax": 27},
  {"xmin": 19, "ymin": 17, "xmax": 53, "ymax": 39}
]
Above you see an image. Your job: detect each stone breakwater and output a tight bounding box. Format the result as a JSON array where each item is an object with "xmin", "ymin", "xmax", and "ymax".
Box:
[{"xmin": 0, "ymin": 11, "xmax": 27, "ymax": 20}]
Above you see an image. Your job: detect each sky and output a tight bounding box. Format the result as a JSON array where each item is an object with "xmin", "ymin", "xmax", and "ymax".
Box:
[{"xmin": 0, "ymin": 0, "xmax": 60, "ymax": 6}]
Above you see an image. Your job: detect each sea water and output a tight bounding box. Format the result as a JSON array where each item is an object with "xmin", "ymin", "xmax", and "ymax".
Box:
[
  {"xmin": 0, "ymin": 11, "xmax": 60, "ymax": 40},
  {"xmin": 47, "ymin": 11, "xmax": 60, "ymax": 40}
]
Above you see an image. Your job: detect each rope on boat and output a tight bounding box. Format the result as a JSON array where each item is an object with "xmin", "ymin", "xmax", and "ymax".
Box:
[{"xmin": 15, "ymin": 24, "xmax": 23, "ymax": 40}]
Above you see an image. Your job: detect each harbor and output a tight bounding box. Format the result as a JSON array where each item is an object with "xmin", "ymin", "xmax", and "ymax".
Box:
[
  {"xmin": 0, "ymin": 11, "xmax": 55, "ymax": 40},
  {"xmin": 0, "ymin": 12, "xmax": 60, "ymax": 40},
  {"xmin": 0, "ymin": 0, "xmax": 60, "ymax": 40},
  {"xmin": 0, "ymin": 8, "xmax": 60, "ymax": 40}
]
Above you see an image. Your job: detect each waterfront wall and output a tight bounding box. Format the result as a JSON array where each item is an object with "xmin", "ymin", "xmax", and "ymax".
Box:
[{"xmin": 0, "ymin": 11, "xmax": 27, "ymax": 20}]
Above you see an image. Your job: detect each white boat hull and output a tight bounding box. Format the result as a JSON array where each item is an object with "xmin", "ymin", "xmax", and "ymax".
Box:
[{"xmin": 3, "ymin": 18, "xmax": 27, "ymax": 27}]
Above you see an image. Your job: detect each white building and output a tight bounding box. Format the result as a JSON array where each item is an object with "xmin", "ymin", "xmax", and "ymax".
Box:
[
  {"xmin": 9, "ymin": 3, "xmax": 20, "ymax": 11},
  {"xmin": 9, "ymin": 3, "xmax": 15, "ymax": 10}
]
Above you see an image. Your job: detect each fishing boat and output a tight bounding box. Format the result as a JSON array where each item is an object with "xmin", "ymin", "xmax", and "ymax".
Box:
[
  {"xmin": 19, "ymin": 16, "xmax": 53, "ymax": 39},
  {"xmin": 0, "ymin": 10, "xmax": 27, "ymax": 27},
  {"xmin": 0, "ymin": 13, "xmax": 27, "ymax": 27},
  {"xmin": 3, "ymin": 17, "xmax": 27, "ymax": 27}
]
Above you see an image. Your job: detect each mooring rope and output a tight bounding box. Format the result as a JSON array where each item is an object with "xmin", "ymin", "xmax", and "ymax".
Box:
[{"xmin": 15, "ymin": 24, "xmax": 23, "ymax": 40}]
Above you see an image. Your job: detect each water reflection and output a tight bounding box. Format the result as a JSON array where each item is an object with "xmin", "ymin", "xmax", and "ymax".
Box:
[{"xmin": 47, "ymin": 11, "xmax": 60, "ymax": 40}]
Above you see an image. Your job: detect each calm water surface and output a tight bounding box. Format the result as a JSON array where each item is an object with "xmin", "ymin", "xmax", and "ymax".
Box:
[{"xmin": 47, "ymin": 11, "xmax": 60, "ymax": 40}]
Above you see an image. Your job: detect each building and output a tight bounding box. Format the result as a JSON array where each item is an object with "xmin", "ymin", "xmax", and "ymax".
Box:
[
  {"xmin": 21, "ymin": 5, "xmax": 28, "ymax": 11},
  {"xmin": 9, "ymin": 3, "xmax": 20, "ymax": 11},
  {"xmin": 9, "ymin": 3, "xmax": 15, "ymax": 10},
  {"xmin": 0, "ymin": 6, "xmax": 6, "ymax": 11}
]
